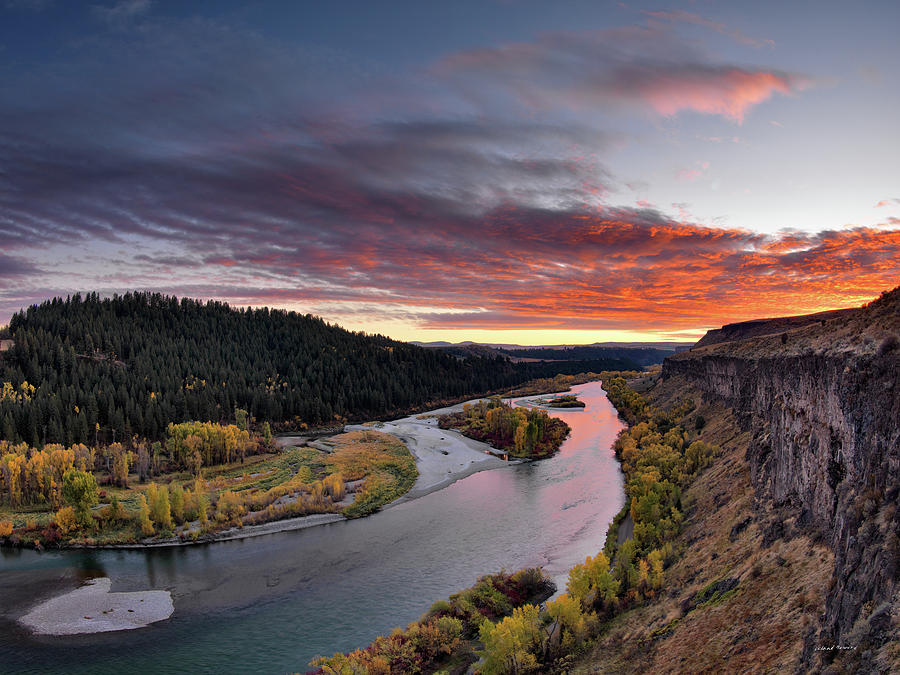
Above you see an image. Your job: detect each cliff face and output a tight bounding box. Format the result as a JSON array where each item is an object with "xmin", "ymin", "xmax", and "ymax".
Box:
[{"xmin": 662, "ymin": 290, "xmax": 900, "ymax": 670}]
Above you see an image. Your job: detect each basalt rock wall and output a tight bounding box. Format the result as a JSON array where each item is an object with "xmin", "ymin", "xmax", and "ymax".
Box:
[{"xmin": 662, "ymin": 345, "xmax": 899, "ymax": 668}]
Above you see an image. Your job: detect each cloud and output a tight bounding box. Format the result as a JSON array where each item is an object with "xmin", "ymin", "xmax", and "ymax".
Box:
[
  {"xmin": 676, "ymin": 161, "xmax": 710, "ymax": 182},
  {"xmin": 0, "ymin": 254, "xmax": 41, "ymax": 278},
  {"xmin": 642, "ymin": 10, "xmax": 775, "ymax": 49},
  {"xmin": 436, "ymin": 27, "xmax": 807, "ymax": 122},
  {"xmin": 92, "ymin": 0, "xmax": 152, "ymax": 26},
  {"xmin": 875, "ymin": 198, "xmax": 900, "ymax": 208},
  {"xmin": 0, "ymin": 12, "xmax": 888, "ymax": 334}
]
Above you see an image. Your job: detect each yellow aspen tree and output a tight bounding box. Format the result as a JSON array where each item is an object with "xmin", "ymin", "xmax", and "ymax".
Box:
[
  {"xmin": 138, "ymin": 494, "xmax": 154, "ymax": 535},
  {"xmin": 170, "ymin": 483, "xmax": 185, "ymax": 523},
  {"xmin": 648, "ymin": 549, "xmax": 665, "ymax": 589},
  {"xmin": 479, "ymin": 604, "xmax": 542, "ymax": 675},
  {"xmin": 198, "ymin": 493, "xmax": 209, "ymax": 528},
  {"xmin": 513, "ymin": 423, "xmax": 527, "ymax": 455},
  {"xmin": 149, "ymin": 483, "xmax": 173, "ymax": 532},
  {"xmin": 638, "ymin": 558, "xmax": 651, "ymax": 593}
]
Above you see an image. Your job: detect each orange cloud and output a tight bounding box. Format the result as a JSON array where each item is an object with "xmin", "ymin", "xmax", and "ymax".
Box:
[{"xmin": 124, "ymin": 211, "xmax": 899, "ymax": 337}]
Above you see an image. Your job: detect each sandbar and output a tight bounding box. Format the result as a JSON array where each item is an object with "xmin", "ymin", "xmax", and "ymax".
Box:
[
  {"xmin": 345, "ymin": 401, "xmax": 512, "ymax": 502},
  {"xmin": 19, "ymin": 577, "xmax": 173, "ymax": 635}
]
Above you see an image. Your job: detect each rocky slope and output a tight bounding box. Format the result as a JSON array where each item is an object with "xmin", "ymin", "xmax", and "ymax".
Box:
[
  {"xmin": 661, "ymin": 288, "xmax": 900, "ymax": 672},
  {"xmin": 693, "ymin": 308, "xmax": 853, "ymax": 348}
]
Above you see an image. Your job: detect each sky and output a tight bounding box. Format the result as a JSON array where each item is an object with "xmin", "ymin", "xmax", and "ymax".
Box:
[{"xmin": 1, "ymin": 0, "xmax": 898, "ymax": 343}]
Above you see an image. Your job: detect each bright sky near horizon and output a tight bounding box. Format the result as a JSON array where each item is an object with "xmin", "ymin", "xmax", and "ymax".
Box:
[{"xmin": 1, "ymin": 0, "xmax": 898, "ymax": 343}]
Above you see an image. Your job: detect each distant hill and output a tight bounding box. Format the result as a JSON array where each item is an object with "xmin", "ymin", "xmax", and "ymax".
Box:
[
  {"xmin": 414, "ymin": 340, "xmax": 693, "ymax": 351},
  {"xmin": 0, "ymin": 293, "xmax": 646, "ymax": 447},
  {"xmin": 414, "ymin": 341, "xmax": 689, "ymax": 366},
  {"xmin": 494, "ymin": 345, "xmax": 678, "ymax": 366}
]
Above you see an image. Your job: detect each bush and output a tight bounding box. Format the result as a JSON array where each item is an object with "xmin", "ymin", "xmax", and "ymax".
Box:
[
  {"xmin": 55, "ymin": 506, "xmax": 79, "ymax": 534},
  {"xmin": 62, "ymin": 469, "xmax": 98, "ymax": 528}
]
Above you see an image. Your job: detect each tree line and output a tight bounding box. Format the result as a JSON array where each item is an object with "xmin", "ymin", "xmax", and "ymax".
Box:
[{"xmin": 0, "ymin": 292, "xmax": 638, "ymax": 447}]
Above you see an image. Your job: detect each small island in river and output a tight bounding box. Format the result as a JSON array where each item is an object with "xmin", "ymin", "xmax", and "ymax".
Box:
[
  {"xmin": 543, "ymin": 393, "xmax": 586, "ymax": 408},
  {"xmin": 438, "ymin": 396, "xmax": 571, "ymax": 459}
]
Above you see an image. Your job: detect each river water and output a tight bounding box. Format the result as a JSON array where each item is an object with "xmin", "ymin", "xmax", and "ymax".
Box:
[{"xmin": 0, "ymin": 382, "xmax": 624, "ymax": 674}]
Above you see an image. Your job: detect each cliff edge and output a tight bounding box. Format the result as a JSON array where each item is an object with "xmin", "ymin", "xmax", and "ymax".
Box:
[{"xmin": 662, "ymin": 288, "xmax": 899, "ymax": 672}]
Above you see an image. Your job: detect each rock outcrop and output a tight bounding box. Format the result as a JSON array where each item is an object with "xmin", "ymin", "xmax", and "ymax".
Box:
[{"xmin": 662, "ymin": 288, "xmax": 900, "ymax": 672}]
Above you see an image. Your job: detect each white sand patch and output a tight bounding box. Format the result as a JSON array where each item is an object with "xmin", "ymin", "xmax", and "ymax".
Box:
[
  {"xmin": 346, "ymin": 401, "xmax": 511, "ymax": 501},
  {"xmin": 20, "ymin": 577, "xmax": 173, "ymax": 635}
]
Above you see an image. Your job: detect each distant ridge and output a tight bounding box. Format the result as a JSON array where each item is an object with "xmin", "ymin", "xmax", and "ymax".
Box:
[
  {"xmin": 412, "ymin": 340, "xmax": 694, "ymax": 351},
  {"xmin": 693, "ymin": 307, "xmax": 856, "ymax": 348}
]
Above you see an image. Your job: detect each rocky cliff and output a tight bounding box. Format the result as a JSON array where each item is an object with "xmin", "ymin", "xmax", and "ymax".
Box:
[{"xmin": 662, "ymin": 288, "xmax": 900, "ymax": 672}]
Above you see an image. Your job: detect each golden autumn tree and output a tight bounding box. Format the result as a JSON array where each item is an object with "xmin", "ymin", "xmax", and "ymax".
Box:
[
  {"xmin": 108, "ymin": 442, "xmax": 130, "ymax": 487},
  {"xmin": 138, "ymin": 494, "xmax": 154, "ymax": 535},
  {"xmin": 479, "ymin": 604, "xmax": 543, "ymax": 675},
  {"xmin": 146, "ymin": 483, "xmax": 173, "ymax": 533}
]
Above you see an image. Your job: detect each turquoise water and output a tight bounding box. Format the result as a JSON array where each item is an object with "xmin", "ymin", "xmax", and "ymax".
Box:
[{"xmin": 0, "ymin": 382, "xmax": 624, "ymax": 674}]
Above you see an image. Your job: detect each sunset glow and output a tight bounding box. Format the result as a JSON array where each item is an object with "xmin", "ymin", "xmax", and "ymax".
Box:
[{"xmin": 1, "ymin": 1, "xmax": 898, "ymax": 342}]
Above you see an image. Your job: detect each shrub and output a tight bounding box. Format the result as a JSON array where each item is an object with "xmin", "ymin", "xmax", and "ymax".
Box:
[
  {"xmin": 55, "ymin": 506, "xmax": 79, "ymax": 534},
  {"xmin": 102, "ymin": 495, "xmax": 127, "ymax": 524}
]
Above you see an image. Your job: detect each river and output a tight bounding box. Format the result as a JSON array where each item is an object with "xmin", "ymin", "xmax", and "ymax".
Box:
[{"xmin": 0, "ymin": 381, "xmax": 624, "ymax": 674}]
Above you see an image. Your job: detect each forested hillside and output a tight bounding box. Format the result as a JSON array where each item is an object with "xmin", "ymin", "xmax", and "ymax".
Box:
[
  {"xmin": 498, "ymin": 345, "xmax": 677, "ymax": 365},
  {"xmin": 0, "ymin": 293, "xmax": 632, "ymax": 446}
]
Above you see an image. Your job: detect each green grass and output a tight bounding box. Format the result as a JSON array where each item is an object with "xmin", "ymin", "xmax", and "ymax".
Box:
[{"xmin": 330, "ymin": 431, "xmax": 418, "ymax": 518}]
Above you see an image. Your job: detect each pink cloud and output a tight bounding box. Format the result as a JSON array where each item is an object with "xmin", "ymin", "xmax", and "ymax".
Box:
[
  {"xmin": 638, "ymin": 69, "xmax": 795, "ymax": 122},
  {"xmin": 437, "ymin": 29, "xmax": 808, "ymax": 123},
  {"xmin": 676, "ymin": 161, "xmax": 710, "ymax": 182}
]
